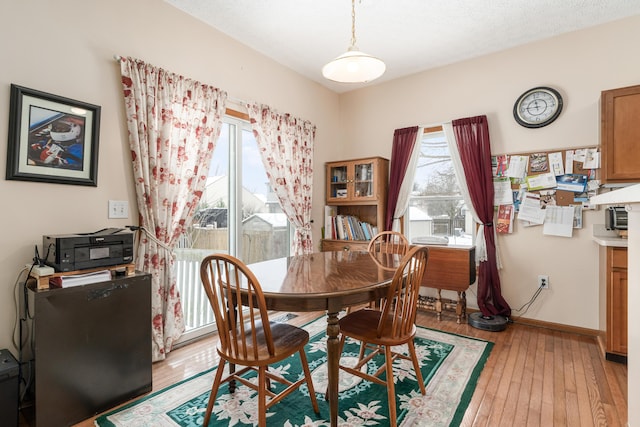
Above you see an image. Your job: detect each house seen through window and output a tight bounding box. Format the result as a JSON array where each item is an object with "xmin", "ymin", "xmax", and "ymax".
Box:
[
  {"xmin": 175, "ymin": 115, "xmax": 291, "ymax": 341},
  {"xmin": 406, "ymin": 128, "xmax": 473, "ymax": 247}
]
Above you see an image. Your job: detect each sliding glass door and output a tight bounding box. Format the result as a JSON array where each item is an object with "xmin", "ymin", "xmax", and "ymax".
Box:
[{"xmin": 175, "ymin": 116, "xmax": 291, "ymax": 342}]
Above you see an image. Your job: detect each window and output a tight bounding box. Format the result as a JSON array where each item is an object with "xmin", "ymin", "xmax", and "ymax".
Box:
[
  {"xmin": 406, "ymin": 128, "xmax": 473, "ymax": 247},
  {"xmin": 175, "ymin": 114, "xmax": 291, "ymax": 341}
]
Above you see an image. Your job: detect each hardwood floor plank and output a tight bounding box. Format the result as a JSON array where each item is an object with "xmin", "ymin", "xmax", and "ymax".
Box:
[
  {"xmin": 562, "ymin": 332, "xmax": 577, "ymax": 395},
  {"xmin": 470, "ymin": 327, "xmax": 513, "ymax": 425},
  {"xmin": 525, "ymin": 328, "xmax": 546, "ymax": 427},
  {"xmin": 571, "ymin": 335, "xmax": 595, "ymax": 427},
  {"xmin": 541, "ymin": 330, "xmax": 556, "ymax": 427},
  {"xmin": 566, "ymin": 390, "xmax": 581, "ymax": 427},
  {"xmin": 488, "ymin": 327, "xmax": 521, "ymax": 425},
  {"xmin": 580, "ymin": 334, "xmax": 626, "ymax": 427},
  {"xmin": 510, "ymin": 327, "xmax": 536, "ymax": 427},
  {"xmin": 590, "ymin": 339, "xmax": 627, "ymax": 425},
  {"xmin": 552, "ymin": 331, "xmax": 568, "ymax": 425}
]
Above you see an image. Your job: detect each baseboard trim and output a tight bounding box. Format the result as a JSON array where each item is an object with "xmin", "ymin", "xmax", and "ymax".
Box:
[
  {"xmin": 605, "ymin": 351, "xmax": 628, "ymax": 364},
  {"xmin": 465, "ymin": 308, "xmax": 601, "ymax": 337},
  {"xmin": 509, "ymin": 315, "xmax": 600, "ymax": 337}
]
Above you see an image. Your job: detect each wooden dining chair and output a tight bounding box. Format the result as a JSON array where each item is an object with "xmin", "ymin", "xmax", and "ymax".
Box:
[
  {"xmin": 367, "ymin": 230, "xmax": 409, "ymax": 255},
  {"xmin": 337, "ymin": 245, "xmax": 429, "ymax": 427},
  {"xmin": 352, "ymin": 230, "xmax": 409, "ymax": 312},
  {"xmin": 200, "ymin": 253, "xmax": 319, "ymax": 427}
]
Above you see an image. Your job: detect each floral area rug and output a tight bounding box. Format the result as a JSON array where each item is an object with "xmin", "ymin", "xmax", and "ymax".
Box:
[{"xmin": 95, "ymin": 317, "xmax": 493, "ymax": 427}]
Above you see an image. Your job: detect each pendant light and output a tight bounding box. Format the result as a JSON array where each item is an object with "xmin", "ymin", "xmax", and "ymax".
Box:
[{"xmin": 322, "ymin": 0, "xmax": 386, "ymax": 83}]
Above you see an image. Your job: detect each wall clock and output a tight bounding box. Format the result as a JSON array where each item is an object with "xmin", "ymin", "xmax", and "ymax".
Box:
[{"xmin": 513, "ymin": 86, "xmax": 563, "ymax": 128}]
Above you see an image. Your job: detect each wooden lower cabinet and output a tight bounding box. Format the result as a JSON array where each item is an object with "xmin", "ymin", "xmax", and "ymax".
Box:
[
  {"xmin": 606, "ymin": 246, "xmax": 628, "ymax": 361},
  {"xmin": 320, "ymin": 239, "xmax": 369, "ymax": 252}
]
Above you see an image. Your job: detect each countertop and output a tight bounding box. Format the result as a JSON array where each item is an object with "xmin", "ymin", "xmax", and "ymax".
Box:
[
  {"xmin": 592, "ymin": 235, "xmax": 628, "ymax": 247},
  {"xmin": 592, "ymin": 224, "xmax": 628, "ymax": 247},
  {"xmin": 590, "ymin": 182, "xmax": 640, "ymax": 205}
]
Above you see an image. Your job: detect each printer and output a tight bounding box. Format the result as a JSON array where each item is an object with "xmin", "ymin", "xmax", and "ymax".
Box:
[{"xmin": 43, "ymin": 228, "xmax": 134, "ymax": 272}]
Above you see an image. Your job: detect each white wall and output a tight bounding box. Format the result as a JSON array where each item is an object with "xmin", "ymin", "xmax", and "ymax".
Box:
[
  {"xmin": 0, "ymin": 0, "xmax": 341, "ymax": 353},
  {"xmin": 338, "ymin": 15, "xmax": 640, "ymax": 332}
]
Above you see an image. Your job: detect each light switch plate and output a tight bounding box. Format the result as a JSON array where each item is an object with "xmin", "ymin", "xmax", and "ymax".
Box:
[{"xmin": 108, "ymin": 200, "xmax": 129, "ymax": 219}]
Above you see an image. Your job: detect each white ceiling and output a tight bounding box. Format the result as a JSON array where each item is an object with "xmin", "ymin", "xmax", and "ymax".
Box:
[{"xmin": 164, "ymin": 0, "xmax": 640, "ymax": 93}]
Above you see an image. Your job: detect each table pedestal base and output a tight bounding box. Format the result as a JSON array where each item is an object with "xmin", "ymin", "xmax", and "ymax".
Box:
[{"xmin": 325, "ymin": 311, "xmax": 340, "ymax": 427}]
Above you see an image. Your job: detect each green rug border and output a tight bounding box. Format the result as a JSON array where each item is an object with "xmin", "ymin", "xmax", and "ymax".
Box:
[
  {"xmin": 427, "ymin": 327, "xmax": 493, "ymax": 426},
  {"xmin": 95, "ymin": 367, "xmax": 215, "ymax": 427},
  {"xmin": 96, "ymin": 319, "xmax": 494, "ymax": 427}
]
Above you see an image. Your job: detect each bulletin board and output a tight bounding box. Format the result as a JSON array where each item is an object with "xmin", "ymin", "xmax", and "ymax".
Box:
[{"xmin": 492, "ymin": 146, "xmax": 600, "ymax": 237}]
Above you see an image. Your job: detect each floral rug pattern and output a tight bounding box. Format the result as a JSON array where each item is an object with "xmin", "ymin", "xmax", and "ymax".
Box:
[{"xmin": 96, "ymin": 318, "xmax": 492, "ymax": 427}]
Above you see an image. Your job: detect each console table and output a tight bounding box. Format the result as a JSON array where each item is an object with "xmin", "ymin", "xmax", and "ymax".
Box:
[{"xmin": 415, "ymin": 245, "xmax": 476, "ymax": 323}]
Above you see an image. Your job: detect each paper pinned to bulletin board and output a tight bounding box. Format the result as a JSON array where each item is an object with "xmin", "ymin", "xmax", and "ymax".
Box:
[{"xmin": 491, "ymin": 147, "xmax": 599, "ymax": 237}]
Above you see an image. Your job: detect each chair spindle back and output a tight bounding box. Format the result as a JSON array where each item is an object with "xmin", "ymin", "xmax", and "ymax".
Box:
[
  {"xmin": 200, "ymin": 253, "xmax": 274, "ymax": 361},
  {"xmin": 378, "ymin": 245, "xmax": 429, "ymax": 338}
]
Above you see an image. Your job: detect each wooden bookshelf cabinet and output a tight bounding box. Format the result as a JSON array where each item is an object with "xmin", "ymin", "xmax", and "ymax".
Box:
[
  {"xmin": 601, "ymin": 84, "xmax": 640, "ymax": 184},
  {"xmin": 321, "ymin": 156, "xmax": 389, "ymax": 251},
  {"xmin": 605, "ymin": 246, "xmax": 628, "ymax": 361}
]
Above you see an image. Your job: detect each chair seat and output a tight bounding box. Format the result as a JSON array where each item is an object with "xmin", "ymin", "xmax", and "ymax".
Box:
[
  {"xmin": 218, "ymin": 321, "xmax": 310, "ymax": 366},
  {"xmin": 339, "ymin": 308, "xmax": 416, "ymax": 347}
]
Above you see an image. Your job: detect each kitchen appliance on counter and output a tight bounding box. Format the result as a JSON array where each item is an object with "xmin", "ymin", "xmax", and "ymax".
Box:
[{"xmin": 605, "ymin": 206, "xmax": 628, "ymax": 237}]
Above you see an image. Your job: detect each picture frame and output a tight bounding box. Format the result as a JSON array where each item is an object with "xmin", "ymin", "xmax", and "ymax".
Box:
[{"xmin": 6, "ymin": 84, "xmax": 101, "ymax": 186}]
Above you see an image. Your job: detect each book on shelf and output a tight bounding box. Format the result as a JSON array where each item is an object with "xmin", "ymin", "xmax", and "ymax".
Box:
[
  {"xmin": 344, "ymin": 216, "xmax": 355, "ymax": 240},
  {"xmin": 324, "ymin": 212, "xmax": 374, "ymax": 241},
  {"xmin": 360, "ymin": 221, "xmax": 371, "ymax": 240},
  {"xmin": 324, "ymin": 205, "xmax": 337, "ymax": 239},
  {"xmin": 335, "ymin": 215, "xmax": 345, "ymax": 240}
]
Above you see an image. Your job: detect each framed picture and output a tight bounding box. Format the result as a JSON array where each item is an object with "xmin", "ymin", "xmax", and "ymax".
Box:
[{"xmin": 6, "ymin": 84, "xmax": 100, "ymax": 186}]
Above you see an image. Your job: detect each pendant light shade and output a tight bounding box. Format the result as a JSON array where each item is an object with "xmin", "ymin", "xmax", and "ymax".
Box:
[
  {"xmin": 322, "ymin": 0, "xmax": 386, "ymax": 83},
  {"xmin": 322, "ymin": 47, "xmax": 386, "ymax": 83}
]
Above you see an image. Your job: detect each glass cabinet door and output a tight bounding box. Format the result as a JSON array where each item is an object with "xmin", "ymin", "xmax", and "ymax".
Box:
[
  {"xmin": 328, "ymin": 164, "xmax": 349, "ymax": 199},
  {"xmin": 326, "ymin": 159, "xmax": 381, "ymax": 203},
  {"xmin": 353, "ymin": 160, "xmax": 375, "ymax": 200}
]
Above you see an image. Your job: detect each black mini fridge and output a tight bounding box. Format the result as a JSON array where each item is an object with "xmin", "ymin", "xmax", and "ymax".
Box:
[{"xmin": 28, "ymin": 272, "xmax": 152, "ymax": 427}]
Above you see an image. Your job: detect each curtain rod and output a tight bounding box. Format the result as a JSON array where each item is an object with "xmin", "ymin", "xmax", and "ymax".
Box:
[
  {"xmin": 113, "ymin": 54, "xmax": 248, "ymax": 106},
  {"xmin": 419, "ymin": 121, "xmax": 451, "ymax": 128}
]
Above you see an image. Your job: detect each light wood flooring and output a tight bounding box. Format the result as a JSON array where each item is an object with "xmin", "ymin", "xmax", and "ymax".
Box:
[{"xmin": 26, "ymin": 310, "xmax": 627, "ymax": 427}]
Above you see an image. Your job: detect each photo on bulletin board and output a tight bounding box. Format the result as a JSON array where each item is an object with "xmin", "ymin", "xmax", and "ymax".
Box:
[
  {"xmin": 556, "ymin": 174, "xmax": 588, "ymax": 193},
  {"xmin": 529, "ymin": 153, "xmax": 549, "ymax": 173}
]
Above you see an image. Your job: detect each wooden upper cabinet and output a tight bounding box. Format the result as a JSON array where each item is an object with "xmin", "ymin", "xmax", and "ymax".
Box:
[
  {"xmin": 326, "ymin": 157, "xmax": 388, "ymax": 205},
  {"xmin": 321, "ymin": 157, "xmax": 389, "ymax": 252},
  {"xmin": 601, "ymin": 84, "xmax": 640, "ymax": 184}
]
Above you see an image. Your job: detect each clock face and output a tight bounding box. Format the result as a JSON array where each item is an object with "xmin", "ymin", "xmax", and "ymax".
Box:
[{"xmin": 513, "ymin": 87, "xmax": 563, "ymax": 128}]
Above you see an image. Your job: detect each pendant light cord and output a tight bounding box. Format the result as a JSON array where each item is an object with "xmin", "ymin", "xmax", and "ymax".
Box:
[{"xmin": 350, "ymin": 0, "xmax": 357, "ymax": 49}]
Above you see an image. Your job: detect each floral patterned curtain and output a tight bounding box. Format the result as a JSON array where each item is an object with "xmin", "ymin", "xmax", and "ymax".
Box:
[
  {"xmin": 120, "ymin": 57, "xmax": 227, "ymax": 361},
  {"xmin": 246, "ymin": 103, "xmax": 315, "ymax": 255}
]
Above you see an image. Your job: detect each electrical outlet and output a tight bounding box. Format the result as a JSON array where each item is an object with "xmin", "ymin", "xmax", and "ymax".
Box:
[{"xmin": 538, "ymin": 275, "xmax": 549, "ymax": 289}]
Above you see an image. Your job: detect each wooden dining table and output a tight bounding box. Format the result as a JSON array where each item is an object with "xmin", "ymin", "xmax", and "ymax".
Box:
[{"xmin": 248, "ymin": 250, "xmax": 401, "ymax": 426}]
